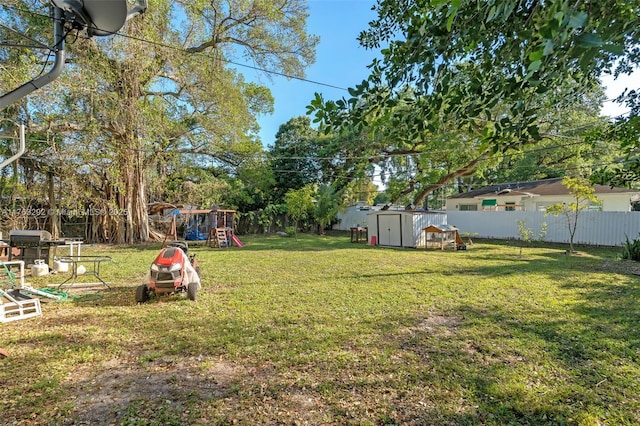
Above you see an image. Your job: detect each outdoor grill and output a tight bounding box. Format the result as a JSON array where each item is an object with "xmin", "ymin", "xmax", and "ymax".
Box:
[{"xmin": 8, "ymin": 230, "xmax": 59, "ymax": 267}]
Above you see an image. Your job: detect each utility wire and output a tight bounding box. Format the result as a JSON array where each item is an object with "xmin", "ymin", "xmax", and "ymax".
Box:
[
  {"xmin": 4, "ymin": 134, "xmax": 633, "ymax": 177},
  {"xmin": 2, "ymin": 3, "xmax": 637, "ymax": 193},
  {"xmin": 0, "ymin": 22, "xmax": 51, "ymax": 50},
  {"xmin": 118, "ymin": 32, "xmax": 348, "ymax": 90},
  {"xmin": 0, "ymin": 132, "xmax": 612, "ymax": 162},
  {"xmin": 0, "ymin": 2, "xmax": 349, "ymax": 91},
  {"xmin": 5, "ymin": 2, "xmax": 637, "ymax": 104}
]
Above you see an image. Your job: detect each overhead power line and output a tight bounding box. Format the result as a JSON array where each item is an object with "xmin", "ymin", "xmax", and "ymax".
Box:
[
  {"xmin": 0, "ymin": 131, "xmax": 611, "ymax": 162},
  {"xmin": 0, "ymin": 3, "xmax": 348, "ymax": 91},
  {"xmin": 3, "ymin": 3, "xmax": 636, "ymax": 193}
]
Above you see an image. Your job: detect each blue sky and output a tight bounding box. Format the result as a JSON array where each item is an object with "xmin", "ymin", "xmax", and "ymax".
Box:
[
  {"xmin": 247, "ymin": 0, "xmax": 637, "ymax": 149},
  {"xmin": 249, "ymin": 0, "xmax": 381, "ymax": 148}
]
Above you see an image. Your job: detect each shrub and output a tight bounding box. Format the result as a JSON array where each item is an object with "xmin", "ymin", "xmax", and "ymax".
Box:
[{"xmin": 621, "ymin": 234, "xmax": 640, "ymax": 261}]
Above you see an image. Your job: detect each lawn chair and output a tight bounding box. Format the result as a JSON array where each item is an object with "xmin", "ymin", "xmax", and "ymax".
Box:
[{"xmin": 0, "ymin": 260, "xmax": 42, "ymax": 323}]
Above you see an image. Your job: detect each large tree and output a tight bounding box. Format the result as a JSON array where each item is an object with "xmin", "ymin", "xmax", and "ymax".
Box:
[
  {"xmin": 308, "ymin": 0, "xmax": 640, "ymax": 207},
  {"xmin": 269, "ymin": 115, "xmax": 321, "ymax": 203},
  {"xmin": 1, "ymin": 0, "xmax": 318, "ymax": 242}
]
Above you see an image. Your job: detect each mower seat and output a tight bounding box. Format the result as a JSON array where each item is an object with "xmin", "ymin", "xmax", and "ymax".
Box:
[{"xmin": 166, "ymin": 241, "xmax": 189, "ymax": 255}]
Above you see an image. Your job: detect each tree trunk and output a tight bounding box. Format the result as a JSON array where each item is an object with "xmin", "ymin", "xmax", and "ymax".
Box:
[
  {"xmin": 111, "ymin": 60, "xmax": 150, "ymax": 244},
  {"xmin": 113, "ymin": 135, "xmax": 149, "ymax": 244},
  {"xmin": 47, "ymin": 172, "xmax": 59, "ymax": 239}
]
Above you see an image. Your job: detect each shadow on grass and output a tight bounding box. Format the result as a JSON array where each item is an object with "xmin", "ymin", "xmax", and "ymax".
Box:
[
  {"xmin": 7, "ymin": 270, "xmax": 639, "ymax": 425},
  {"xmin": 425, "ymin": 274, "xmax": 640, "ymax": 424},
  {"xmin": 3, "ymin": 236, "xmax": 634, "ymax": 424},
  {"xmin": 351, "ymin": 252, "xmax": 587, "ymax": 282}
]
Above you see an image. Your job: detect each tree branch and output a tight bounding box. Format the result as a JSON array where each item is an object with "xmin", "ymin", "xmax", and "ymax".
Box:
[{"xmin": 411, "ymin": 151, "xmax": 491, "ymax": 207}]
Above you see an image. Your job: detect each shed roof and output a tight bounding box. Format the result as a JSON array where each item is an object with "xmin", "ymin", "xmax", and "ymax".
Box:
[
  {"xmin": 448, "ymin": 178, "xmax": 635, "ymax": 200},
  {"xmin": 425, "ymin": 224, "xmax": 459, "ymax": 232}
]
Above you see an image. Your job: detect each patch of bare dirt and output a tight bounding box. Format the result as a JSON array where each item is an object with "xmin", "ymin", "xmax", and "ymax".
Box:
[
  {"xmin": 58, "ymin": 354, "xmax": 332, "ymax": 425},
  {"xmin": 62, "ymin": 354, "xmax": 242, "ymax": 424},
  {"xmin": 400, "ymin": 313, "xmax": 460, "ymax": 338}
]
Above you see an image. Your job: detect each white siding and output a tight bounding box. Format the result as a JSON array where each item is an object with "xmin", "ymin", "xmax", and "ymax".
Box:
[
  {"xmin": 447, "ymin": 193, "xmax": 635, "ymax": 212},
  {"xmin": 335, "ymin": 205, "xmax": 381, "ymax": 231},
  {"xmin": 367, "ymin": 211, "xmax": 448, "ymax": 247},
  {"xmin": 413, "ymin": 212, "xmax": 448, "ymax": 248},
  {"xmin": 599, "ymin": 194, "xmax": 632, "ymax": 212},
  {"xmin": 447, "ymin": 211, "xmax": 640, "ymax": 246}
]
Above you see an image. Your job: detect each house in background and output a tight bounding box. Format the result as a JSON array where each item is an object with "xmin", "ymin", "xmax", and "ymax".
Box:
[{"xmin": 446, "ymin": 178, "xmax": 639, "ymax": 212}]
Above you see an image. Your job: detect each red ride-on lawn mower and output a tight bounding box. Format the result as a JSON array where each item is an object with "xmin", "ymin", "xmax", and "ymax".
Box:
[{"xmin": 135, "ymin": 241, "xmax": 201, "ymax": 303}]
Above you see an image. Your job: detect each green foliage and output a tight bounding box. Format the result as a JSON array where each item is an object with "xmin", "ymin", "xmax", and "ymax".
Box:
[
  {"xmin": 342, "ymin": 179, "xmax": 378, "ymax": 206},
  {"xmin": 313, "ymin": 184, "xmax": 340, "ymax": 233},
  {"xmin": 308, "ymin": 0, "xmax": 640, "ymax": 207},
  {"xmin": 373, "ymin": 190, "xmax": 389, "ymax": 205},
  {"xmin": 621, "ymin": 234, "xmax": 640, "ymax": 261},
  {"xmin": 474, "ymin": 85, "xmax": 617, "ymax": 184},
  {"xmin": 546, "ymin": 177, "xmax": 601, "ymax": 216},
  {"xmin": 247, "ymin": 203, "xmax": 285, "ymax": 233},
  {"xmin": 545, "ymin": 176, "xmax": 601, "ymax": 253},
  {"xmin": 517, "ymin": 220, "xmax": 548, "ymax": 243},
  {"xmin": 517, "ymin": 220, "xmax": 548, "ymax": 257},
  {"xmin": 269, "ymin": 116, "xmax": 321, "ymax": 203},
  {"xmin": 284, "ymin": 184, "xmax": 315, "ymax": 239},
  {"xmin": 1, "ymin": 0, "xmax": 319, "ymax": 242},
  {"xmin": 231, "ymin": 157, "xmax": 276, "ymax": 211},
  {"xmin": 592, "ymin": 112, "xmax": 640, "ymax": 188}
]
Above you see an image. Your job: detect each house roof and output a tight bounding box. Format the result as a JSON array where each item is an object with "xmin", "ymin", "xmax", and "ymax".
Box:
[{"xmin": 448, "ymin": 178, "xmax": 636, "ymax": 200}]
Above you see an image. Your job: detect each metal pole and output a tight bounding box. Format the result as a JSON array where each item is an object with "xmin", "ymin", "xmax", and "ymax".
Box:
[
  {"xmin": 0, "ymin": 124, "xmax": 26, "ymax": 170},
  {"xmin": 0, "ymin": 7, "xmax": 66, "ymax": 110}
]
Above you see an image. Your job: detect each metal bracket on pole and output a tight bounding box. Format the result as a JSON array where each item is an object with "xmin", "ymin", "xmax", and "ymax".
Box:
[
  {"xmin": 0, "ymin": 124, "xmax": 26, "ymax": 170},
  {"xmin": 0, "ymin": 7, "xmax": 66, "ymax": 110},
  {"xmin": 0, "ymin": 0, "xmax": 147, "ymax": 110}
]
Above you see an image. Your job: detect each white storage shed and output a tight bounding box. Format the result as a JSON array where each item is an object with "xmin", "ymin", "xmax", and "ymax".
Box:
[{"xmin": 367, "ymin": 210, "xmax": 448, "ymax": 248}]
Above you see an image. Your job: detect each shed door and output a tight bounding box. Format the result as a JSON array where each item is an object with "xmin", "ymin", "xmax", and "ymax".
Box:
[{"xmin": 377, "ymin": 214, "xmax": 402, "ymax": 246}]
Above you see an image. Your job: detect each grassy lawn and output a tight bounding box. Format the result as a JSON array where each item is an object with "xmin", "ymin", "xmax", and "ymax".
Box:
[{"xmin": 1, "ymin": 233, "xmax": 639, "ymax": 425}]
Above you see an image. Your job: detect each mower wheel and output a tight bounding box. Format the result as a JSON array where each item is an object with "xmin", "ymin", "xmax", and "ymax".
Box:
[
  {"xmin": 187, "ymin": 282, "xmax": 198, "ymax": 301},
  {"xmin": 135, "ymin": 284, "xmax": 149, "ymax": 303}
]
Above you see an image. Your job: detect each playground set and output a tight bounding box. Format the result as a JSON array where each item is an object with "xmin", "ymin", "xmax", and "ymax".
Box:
[{"xmin": 164, "ymin": 208, "xmax": 244, "ymax": 248}]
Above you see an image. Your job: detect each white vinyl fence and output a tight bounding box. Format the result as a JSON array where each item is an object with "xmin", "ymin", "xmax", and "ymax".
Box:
[{"xmin": 447, "ymin": 211, "xmax": 640, "ymax": 247}]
